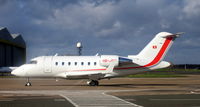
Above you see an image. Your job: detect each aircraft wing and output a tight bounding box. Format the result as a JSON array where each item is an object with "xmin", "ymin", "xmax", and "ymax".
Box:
[{"xmin": 64, "ymin": 71, "xmax": 106, "ymax": 80}]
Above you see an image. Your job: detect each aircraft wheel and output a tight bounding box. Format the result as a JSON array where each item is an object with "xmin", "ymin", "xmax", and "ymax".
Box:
[
  {"xmin": 25, "ymin": 77, "xmax": 32, "ymax": 86},
  {"xmin": 88, "ymin": 80, "xmax": 99, "ymax": 86},
  {"xmin": 89, "ymin": 80, "xmax": 96, "ymax": 86},
  {"xmin": 94, "ymin": 80, "xmax": 99, "ymax": 86},
  {"xmin": 25, "ymin": 82, "xmax": 32, "ymax": 86}
]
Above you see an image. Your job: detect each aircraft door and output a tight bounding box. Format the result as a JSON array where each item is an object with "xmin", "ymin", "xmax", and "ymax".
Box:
[{"xmin": 43, "ymin": 56, "xmax": 52, "ymax": 73}]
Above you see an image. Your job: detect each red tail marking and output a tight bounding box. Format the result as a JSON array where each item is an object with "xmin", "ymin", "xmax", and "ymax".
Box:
[{"xmin": 115, "ymin": 37, "xmax": 173, "ymax": 70}]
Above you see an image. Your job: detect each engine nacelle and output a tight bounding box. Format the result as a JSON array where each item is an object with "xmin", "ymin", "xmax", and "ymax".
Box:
[{"xmin": 100, "ymin": 55, "xmax": 119, "ymax": 67}]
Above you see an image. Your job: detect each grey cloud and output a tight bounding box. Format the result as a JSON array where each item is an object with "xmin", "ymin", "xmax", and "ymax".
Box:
[
  {"xmin": 0, "ymin": 0, "xmax": 199, "ymax": 64},
  {"xmin": 0, "ymin": 0, "xmax": 7, "ymax": 6}
]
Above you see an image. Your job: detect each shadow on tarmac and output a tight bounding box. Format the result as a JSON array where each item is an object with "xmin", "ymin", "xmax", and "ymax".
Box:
[{"xmin": 40, "ymin": 83, "xmax": 178, "ymax": 87}]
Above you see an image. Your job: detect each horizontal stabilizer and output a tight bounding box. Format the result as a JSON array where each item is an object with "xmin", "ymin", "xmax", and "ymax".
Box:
[{"xmin": 161, "ymin": 32, "xmax": 184, "ymax": 38}]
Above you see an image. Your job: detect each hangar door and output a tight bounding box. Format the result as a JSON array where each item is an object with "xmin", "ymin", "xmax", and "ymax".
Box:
[{"xmin": 43, "ymin": 56, "xmax": 52, "ymax": 73}]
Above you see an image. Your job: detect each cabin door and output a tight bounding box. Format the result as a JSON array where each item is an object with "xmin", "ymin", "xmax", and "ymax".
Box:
[{"xmin": 43, "ymin": 56, "xmax": 52, "ymax": 73}]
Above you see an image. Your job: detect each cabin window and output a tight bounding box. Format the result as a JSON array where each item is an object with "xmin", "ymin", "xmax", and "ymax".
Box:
[
  {"xmin": 68, "ymin": 62, "xmax": 71, "ymax": 66},
  {"xmin": 29, "ymin": 60, "xmax": 37, "ymax": 64},
  {"xmin": 75, "ymin": 62, "xmax": 77, "ymax": 66},
  {"xmin": 81, "ymin": 62, "xmax": 84, "ymax": 66},
  {"xmin": 88, "ymin": 62, "xmax": 90, "ymax": 66},
  {"xmin": 94, "ymin": 62, "xmax": 97, "ymax": 66},
  {"xmin": 62, "ymin": 62, "xmax": 64, "ymax": 66},
  {"xmin": 55, "ymin": 62, "xmax": 58, "ymax": 66}
]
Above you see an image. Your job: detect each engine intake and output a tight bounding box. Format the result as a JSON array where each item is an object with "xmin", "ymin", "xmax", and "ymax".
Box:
[{"xmin": 100, "ymin": 55, "xmax": 132, "ymax": 67}]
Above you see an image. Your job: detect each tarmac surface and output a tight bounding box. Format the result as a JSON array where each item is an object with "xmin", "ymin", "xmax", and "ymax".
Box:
[
  {"xmin": 117, "ymin": 94, "xmax": 200, "ymax": 107},
  {"xmin": 0, "ymin": 94, "xmax": 74, "ymax": 107},
  {"xmin": 0, "ymin": 75, "xmax": 200, "ymax": 107}
]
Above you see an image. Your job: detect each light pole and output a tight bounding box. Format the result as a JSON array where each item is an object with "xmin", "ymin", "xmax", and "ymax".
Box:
[{"xmin": 76, "ymin": 42, "xmax": 83, "ymax": 56}]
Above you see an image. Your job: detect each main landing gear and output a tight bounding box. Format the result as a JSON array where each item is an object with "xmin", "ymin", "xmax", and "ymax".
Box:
[
  {"xmin": 25, "ymin": 77, "xmax": 32, "ymax": 86},
  {"xmin": 87, "ymin": 80, "xmax": 99, "ymax": 86}
]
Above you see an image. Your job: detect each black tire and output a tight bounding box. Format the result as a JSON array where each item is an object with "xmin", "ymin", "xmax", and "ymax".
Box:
[
  {"xmin": 25, "ymin": 82, "xmax": 32, "ymax": 86},
  {"xmin": 89, "ymin": 80, "xmax": 96, "ymax": 86},
  {"xmin": 94, "ymin": 80, "xmax": 99, "ymax": 86}
]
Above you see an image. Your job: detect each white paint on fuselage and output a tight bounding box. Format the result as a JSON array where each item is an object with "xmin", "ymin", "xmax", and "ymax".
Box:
[{"xmin": 12, "ymin": 55, "xmax": 153, "ymax": 79}]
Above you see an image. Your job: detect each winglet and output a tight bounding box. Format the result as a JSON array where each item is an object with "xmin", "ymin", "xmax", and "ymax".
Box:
[
  {"xmin": 95, "ymin": 53, "xmax": 99, "ymax": 56},
  {"xmin": 54, "ymin": 53, "xmax": 58, "ymax": 56}
]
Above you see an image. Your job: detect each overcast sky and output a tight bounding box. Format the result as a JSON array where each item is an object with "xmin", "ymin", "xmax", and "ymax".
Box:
[{"xmin": 0, "ymin": 0, "xmax": 200, "ymax": 64}]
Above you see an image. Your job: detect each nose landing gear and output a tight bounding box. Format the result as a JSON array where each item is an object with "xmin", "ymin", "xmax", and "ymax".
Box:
[
  {"xmin": 87, "ymin": 80, "xmax": 99, "ymax": 86},
  {"xmin": 25, "ymin": 77, "xmax": 32, "ymax": 86}
]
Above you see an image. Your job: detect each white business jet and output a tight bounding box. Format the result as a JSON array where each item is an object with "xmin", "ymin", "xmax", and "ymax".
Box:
[{"xmin": 11, "ymin": 32, "xmax": 183, "ymax": 86}]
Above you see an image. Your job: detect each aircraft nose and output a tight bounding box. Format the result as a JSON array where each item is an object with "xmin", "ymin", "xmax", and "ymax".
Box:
[
  {"xmin": 11, "ymin": 67, "xmax": 24, "ymax": 76},
  {"xmin": 11, "ymin": 69, "xmax": 20, "ymax": 76}
]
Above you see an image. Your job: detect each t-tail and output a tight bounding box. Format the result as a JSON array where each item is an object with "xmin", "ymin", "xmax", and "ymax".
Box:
[{"xmin": 137, "ymin": 32, "xmax": 183, "ymax": 68}]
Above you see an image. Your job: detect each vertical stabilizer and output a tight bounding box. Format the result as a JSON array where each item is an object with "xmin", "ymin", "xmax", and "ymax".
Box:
[{"xmin": 137, "ymin": 32, "xmax": 181, "ymax": 65}]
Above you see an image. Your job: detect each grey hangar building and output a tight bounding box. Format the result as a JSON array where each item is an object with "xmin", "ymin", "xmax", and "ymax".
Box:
[{"xmin": 0, "ymin": 27, "xmax": 26, "ymax": 67}]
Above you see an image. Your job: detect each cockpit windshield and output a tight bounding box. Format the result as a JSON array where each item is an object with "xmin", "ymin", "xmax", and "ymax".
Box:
[{"xmin": 29, "ymin": 60, "xmax": 37, "ymax": 64}]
